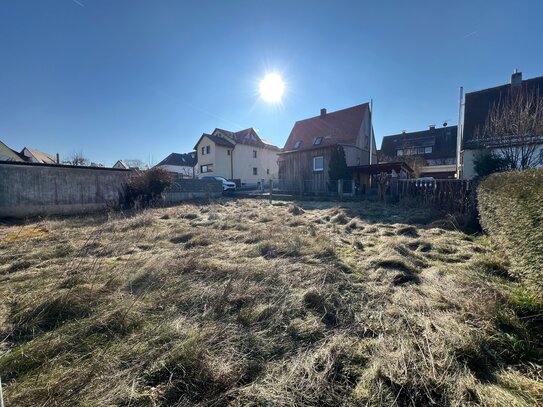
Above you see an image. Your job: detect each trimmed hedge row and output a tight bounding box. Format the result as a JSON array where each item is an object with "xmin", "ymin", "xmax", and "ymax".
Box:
[{"xmin": 478, "ymin": 169, "xmax": 543, "ymax": 294}]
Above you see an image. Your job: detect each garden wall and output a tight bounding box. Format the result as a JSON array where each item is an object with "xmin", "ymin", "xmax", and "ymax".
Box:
[
  {"xmin": 163, "ymin": 179, "xmax": 223, "ymax": 203},
  {"xmin": 477, "ymin": 169, "xmax": 543, "ymax": 293},
  {"xmin": 0, "ymin": 161, "xmax": 130, "ymax": 218}
]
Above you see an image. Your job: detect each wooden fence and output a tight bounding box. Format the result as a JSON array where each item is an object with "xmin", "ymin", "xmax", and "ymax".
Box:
[{"xmin": 393, "ymin": 179, "xmax": 475, "ymax": 213}]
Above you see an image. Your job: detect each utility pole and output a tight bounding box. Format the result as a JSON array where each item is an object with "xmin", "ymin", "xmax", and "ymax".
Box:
[
  {"xmin": 456, "ymin": 87, "xmax": 464, "ymax": 179},
  {"xmin": 369, "ymin": 98, "xmax": 373, "ymax": 165}
]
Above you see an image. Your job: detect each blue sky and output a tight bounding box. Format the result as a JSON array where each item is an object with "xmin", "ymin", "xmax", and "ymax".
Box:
[{"xmin": 1, "ymin": 0, "xmax": 542, "ymax": 166}]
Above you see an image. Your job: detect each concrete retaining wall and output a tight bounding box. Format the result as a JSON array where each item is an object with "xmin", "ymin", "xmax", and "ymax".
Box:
[
  {"xmin": 164, "ymin": 179, "xmax": 222, "ymax": 203},
  {"xmin": 0, "ymin": 162, "xmax": 130, "ymax": 218}
]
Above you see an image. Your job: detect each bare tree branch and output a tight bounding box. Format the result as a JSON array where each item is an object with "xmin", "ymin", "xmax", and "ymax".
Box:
[{"xmin": 474, "ymin": 88, "xmax": 543, "ymax": 170}]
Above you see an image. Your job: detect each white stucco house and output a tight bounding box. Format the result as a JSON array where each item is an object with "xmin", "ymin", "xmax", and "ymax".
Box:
[
  {"xmin": 194, "ymin": 128, "xmax": 280, "ymax": 186},
  {"xmin": 154, "ymin": 152, "xmax": 197, "ymax": 177}
]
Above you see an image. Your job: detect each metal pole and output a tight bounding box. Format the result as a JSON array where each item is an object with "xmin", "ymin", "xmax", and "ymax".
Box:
[
  {"xmin": 369, "ymin": 99, "xmax": 373, "ymax": 165},
  {"xmin": 456, "ymin": 86, "xmax": 464, "ymax": 179},
  {"xmin": 0, "ymin": 372, "xmax": 5, "ymax": 407}
]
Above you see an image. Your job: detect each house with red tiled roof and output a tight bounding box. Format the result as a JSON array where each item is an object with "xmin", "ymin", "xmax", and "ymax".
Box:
[
  {"xmin": 194, "ymin": 128, "xmax": 280, "ymax": 186},
  {"xmin": 278, "ymin": 103, "xmax": 377, "ymax": 193}
]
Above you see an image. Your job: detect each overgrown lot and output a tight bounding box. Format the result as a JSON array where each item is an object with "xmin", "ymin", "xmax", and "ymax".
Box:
[{"xmin": 0, "ymin": 199, "xmax": 541, "ymax": 406}]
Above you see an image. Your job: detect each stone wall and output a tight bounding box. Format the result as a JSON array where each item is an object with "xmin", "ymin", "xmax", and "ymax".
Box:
[
  {"xmin": 164, "ymin": 179, "xmax": 222, "ymax": 203},
  {"xmin": 0, "ymin": 162, "xmax": 130, "ymax": 218}
]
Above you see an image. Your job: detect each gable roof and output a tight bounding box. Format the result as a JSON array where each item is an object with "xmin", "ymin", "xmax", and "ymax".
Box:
[
  {"xmin": 0, "ymin": 140, "xmax": 25, "ymax": 162},
  {"xmin": 194, "ymin": 133, "xmax": 235, "ymax": 150},
  {"xmin": 282, "ymin": 103, "xmax": 370, "ymax": 152},
  {"xmin": 213, "ymin": 128, "xmax": 280, "ymax": 150},
  {"xmin": 381, "ymin": 126, "xmax": 458, "ymax": 161},
  {"xmin": 156, "ymin": 152, "xmax": 197, "ymax": 167},
  {"xmin": 113, "ymin": 160, "xmax": 130, "ymax": 169},
  {"xmin": 23, "ymin": 147, "xmax": 56, "ymax": 164},
  {"xmin": 463, "ymin": 74, "xmax": 543, "ymax": 148}
]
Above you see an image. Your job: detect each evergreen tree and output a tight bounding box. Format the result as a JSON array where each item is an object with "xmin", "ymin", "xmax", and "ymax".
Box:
[{"xmin": 328, "ymin": 145, "xmax": 351, "ymax": 191}]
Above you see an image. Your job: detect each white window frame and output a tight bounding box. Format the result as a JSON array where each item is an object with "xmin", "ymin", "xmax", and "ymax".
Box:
[
  {"xmin": 206, "ymin": 145, "xmax": 210, "ymax": 154},
  {"xmin": 313, "ymin": 156, "xmax": 324, "ymax": 172},
  {"xmin": 201, "ymin": 164, "xmax": 211, "ymax": 173},
  {"xmin": 253, "ymin": 167, "xmax": 258, "ymax": 175},
  {"xmin": 294, "ymin": 140, "xmax": 302, "ymax": 149},
  {"xmin": 424, "ymin": 146, "xmax": 433, "ymax": 154},
  {"xmin": 253, "ymin": 150, "xmax": 257, "ymax": 158},
  {"xmin": 201, "ymin": 147, "xmax": 205, "ymax": 155}
]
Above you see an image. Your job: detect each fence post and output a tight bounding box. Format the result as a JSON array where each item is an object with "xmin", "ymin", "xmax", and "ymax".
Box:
[
  {"xmin": 269, "ymin": 179, "xmax": 273, "ymax": 203},
  {"xmin": 338, "ymin": 179, "xmax": 343, "ymax": 198},
  {"xmin": 390, "ymin": 177, "xmax": 398, "ymax": 202}
]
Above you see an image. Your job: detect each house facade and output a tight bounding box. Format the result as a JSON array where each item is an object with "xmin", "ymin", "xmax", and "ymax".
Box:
[
  {"xmin": 194, "ymin": 128, "xmax": 279, "ymax": 186},
  {"xmin": 461, "ymin": 71, "xmax": 543, "ymax": 179},
  {"xmin": 154, "ymin": 152, "xmax": 197, "ymax": 177},
  {"xmin": 380, "ymin": 125, "xmax": 458, "ymax": 179},
  {"xmin": 278, "ymin": 104, "xmax": 377, "ymax": 192}
]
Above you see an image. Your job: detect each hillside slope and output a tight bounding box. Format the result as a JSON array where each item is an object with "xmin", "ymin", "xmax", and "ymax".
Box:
[{"xmin": 0, "ymin": 200, "xmax": 541, "ymax": 406}]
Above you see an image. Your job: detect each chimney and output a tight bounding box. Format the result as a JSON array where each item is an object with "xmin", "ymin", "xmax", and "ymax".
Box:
[
  {"xmin": 56, "ymin": 153, "xmax": 60, "ymax": 164},
  {"xmin": 429, "ymin": 124, "xmax": 436, "ymax": 131},
  {"xmin": 511, "ymin": 69, "xmax": 522, "ymax": 87},
  {"xmin": 320, "ymin": 108, "xmax": 326, "ymax": 118}
]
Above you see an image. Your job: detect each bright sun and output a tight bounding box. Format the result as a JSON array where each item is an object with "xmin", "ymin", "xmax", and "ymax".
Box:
[{"xmin": 259, "ymin": 73, "xmax": 285, "ymax": 103}]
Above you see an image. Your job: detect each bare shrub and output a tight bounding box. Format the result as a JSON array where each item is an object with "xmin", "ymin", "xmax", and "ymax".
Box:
[{"xmin": 122, "ymin": 167, "xmax": 174, "ymax": 208}]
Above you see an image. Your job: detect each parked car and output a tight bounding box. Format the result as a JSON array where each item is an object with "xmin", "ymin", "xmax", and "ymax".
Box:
[{"xmin": 201, "ymin": 176, "xmax": 237, "ymax": 192}]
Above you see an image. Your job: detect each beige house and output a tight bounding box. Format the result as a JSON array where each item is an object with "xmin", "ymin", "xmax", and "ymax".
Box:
[{"xmin": 194, "ymin": 128, "xmax": 279, "ymax": 187}]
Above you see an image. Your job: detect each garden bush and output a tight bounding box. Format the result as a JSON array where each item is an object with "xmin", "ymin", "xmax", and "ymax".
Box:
[
  {"xmin": 478, "ymin": 169, "xmax": 543, "ymax": 294},
  {"xmin": 122, "ymin": 167, "xmax": 174, "ymax": 208}
]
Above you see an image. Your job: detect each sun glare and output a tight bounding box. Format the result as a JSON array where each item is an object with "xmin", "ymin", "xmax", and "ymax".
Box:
[{"xmin": 259, "ymin": 72, "xmax": 285, "ymax": 103}]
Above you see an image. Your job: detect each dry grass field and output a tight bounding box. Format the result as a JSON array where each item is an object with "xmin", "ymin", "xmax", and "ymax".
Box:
[{"xmin": 0, "ymin": 199, "xmax": 541, "ymax": 406}]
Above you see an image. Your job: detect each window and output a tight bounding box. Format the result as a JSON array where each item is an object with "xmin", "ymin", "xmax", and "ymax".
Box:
[
  {"xmin": 397, "ymin": 149, "xmax": 404, "ymax": 156},
  {"xmin": 314, "ymin": 137, "xmax": 323, "ymax": 145},
  {"xmin": 253, "ymin": 150, "xmax": 257, "ymax": 158},
  {"xmin": 313, "ymin": 156, "xmax": 324, "ymax": 171},
  {"xmin": 201, "ymin": 164, "xmax": 209, "ymax": 173},
  {"xmin": 253, "ymin": 167, "xmax": 258, "ymax": 175},
  {"xmin": 267, "ymin": 169, "xmax": 270, "ymax": 175},
  {"xmin": 424, "ymin": 146, "xmax": 433, "ymax": 154},
  {"xmin": 294, "ymin": 140, "xmax": 302, "ymax": 149},
  {"xmin": 201, "ymin": 147, "xmax": 205, "ymax": 155},
  {"xmin": 227, "ymin": 150, "xmax": 231, "ymax": 156},
  {"xmin": 206, "ymin": 146, "xmax": 210, "ymax": 154}
]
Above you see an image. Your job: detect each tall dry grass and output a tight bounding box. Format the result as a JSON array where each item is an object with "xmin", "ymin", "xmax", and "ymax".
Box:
[{"xmin": 0, "ymin": 199, "xmax": 541, "ymax": 406}]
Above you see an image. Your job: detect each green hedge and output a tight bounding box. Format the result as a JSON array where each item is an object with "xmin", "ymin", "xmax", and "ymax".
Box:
[{"xmin": 478, "ymin": 169, "xmax": 543, "ymax": 294}]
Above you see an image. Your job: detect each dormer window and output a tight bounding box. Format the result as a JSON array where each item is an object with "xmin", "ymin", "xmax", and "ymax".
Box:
[
  {"xmin": 294, "ymin": 140, "xmax": 302, "ymax": 149},
  {"xmin": 314, "ymin": 137, "xmax": 323, "ymax": 145}
]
